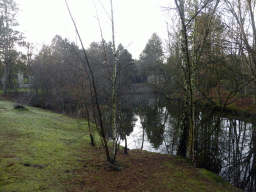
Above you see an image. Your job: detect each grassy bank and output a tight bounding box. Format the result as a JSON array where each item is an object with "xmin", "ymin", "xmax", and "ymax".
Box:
[
  {"xmin": 0, "ymin": 88, "xmax": 31, "ymax": 94},
  {"xmin": 167, "ymin": 89, "xmax": 256, "ymax": 118},
  {"xmin": 204, "ymin": 88, "xmax": 256, "ymax": 116},
  {"xmin": 0, "ymin": 100, "xmax": 241, "ymax": 191}
]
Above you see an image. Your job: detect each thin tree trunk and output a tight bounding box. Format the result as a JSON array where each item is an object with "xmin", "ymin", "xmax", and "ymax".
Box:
[
  {"xmin": 2, "ymin": 63, "xmax": 8, "ymax": 96},
  {"xmin": 85, "ymin": 100, "xmax": 95, "ymax": 146},
  {"xmin": 141, "ymin": 124, "xmax": 145, "ymax": 150},
  {"xmin": 124, "ymin": 134, "xmax": 128, "ymax": 154},
  {"xmin": 110, "ymin": 0, "xmax": 118, "ymax": 164},
  {"xmin": 175, "ymin": 0, "xmax": 191, "ymax": 158},
  {"xmin": 247, "ymin": 0, "xmax": 256, "ymax": 49},
  {"xmin": 2, "ymin": 4, "xmax": 9, "ymax": 96},
  {"xmin": 65, "ymin": 0, "xmax": 110, "ymax": 162},
  {"xmin": 79, "ymin": 62, "xmax": 95, "ymax": 147}
]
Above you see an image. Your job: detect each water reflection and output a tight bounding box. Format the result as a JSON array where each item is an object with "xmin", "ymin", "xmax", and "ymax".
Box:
[
  {"xmin": 122, "ymin": 114, "xmax": 170, "ymax": 154},
  {"xmin": 119, "ymin": 94, "xmax": 256, "ymax": 191}
]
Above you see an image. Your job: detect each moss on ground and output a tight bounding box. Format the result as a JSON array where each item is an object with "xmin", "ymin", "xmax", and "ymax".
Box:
[{"xmin": 0, "ymin": 100, "xmax": 242, "ymax": 191}]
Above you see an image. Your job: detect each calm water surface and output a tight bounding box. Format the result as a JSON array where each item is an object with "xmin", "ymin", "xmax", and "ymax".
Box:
[{"xmin": 118, "ymin": 93, "xmax": 256, "ymax": 191}]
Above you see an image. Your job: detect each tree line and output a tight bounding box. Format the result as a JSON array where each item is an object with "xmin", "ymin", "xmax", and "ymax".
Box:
[{"xmin": 1, "ymin": 0, "xmax": 256, "ymax": 165}]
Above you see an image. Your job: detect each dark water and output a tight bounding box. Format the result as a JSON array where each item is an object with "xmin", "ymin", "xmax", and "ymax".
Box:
[{"xmin": 118, "ymin": 93, "xmax": 256, "ymax": 191}]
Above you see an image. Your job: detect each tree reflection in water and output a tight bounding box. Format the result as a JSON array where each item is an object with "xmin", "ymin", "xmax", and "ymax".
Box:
[{"xmin": 119, "ymin": 94, "xmax": 256, "ymax": 191}]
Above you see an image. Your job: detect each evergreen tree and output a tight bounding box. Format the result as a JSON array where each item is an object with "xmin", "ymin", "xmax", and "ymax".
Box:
[
  {"xmin": 139, "ymin": 33, "xmax": 164, "ymax": 80},
  {"xmin": 0, "ymin": 0, "xmax": 23, "ymax": 95}
]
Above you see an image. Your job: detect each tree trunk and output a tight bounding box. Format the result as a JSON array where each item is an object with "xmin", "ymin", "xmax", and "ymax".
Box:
[
  {"xmin": 177, "ymin": 111, "xmax": 190, "ymax": 157},
  {"xmin": 175, "ymin": 0, "xmax": 193, "ymax": 158},
  {"xmin": 124, "ymin": 134, "xmax": 128, "ymax": 154},
  {"xmin": 2, "ymin": 63, "xmax": 8, "ymax": 96},
  {"xmin": 2, "ymin": 4, "xmax": 9, "ymax": 96},
  {"xmin": 175, "ymin": 0, "xmax": 220, "ymax": 159},
  {"xmin": 65, "ymin": 0, "xmax": 111, "ymax": 162},
  {"xmin": 110, "ymin": 0, "xmax": 118, "ymax": 164}
]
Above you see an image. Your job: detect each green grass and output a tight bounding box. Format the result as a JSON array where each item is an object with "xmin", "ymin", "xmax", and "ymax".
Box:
[
  {"xmin": 199, "ymin": 168, "xmax": 229, "ymax": 184},
  {"xmin": 0, "ymin": 88, "xmax": 31, "ymax": 94},
  {"xmin": 0, "ymin": 100, "xmax": 97, "ymax": 192}
]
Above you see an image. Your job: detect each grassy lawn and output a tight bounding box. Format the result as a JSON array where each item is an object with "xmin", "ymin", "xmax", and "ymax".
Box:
[
  {"xmin": 0, "ymin": 100, "xmax": 95, "ymax": 191},
  {"xmin": 0, "ymin": 100, "xmax": 242, "ymax": 191}
]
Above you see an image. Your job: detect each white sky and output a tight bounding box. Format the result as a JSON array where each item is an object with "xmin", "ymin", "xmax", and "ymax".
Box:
[{"xmin": 17, "ymin": 0, "xmax": 174, "ymax": 59}]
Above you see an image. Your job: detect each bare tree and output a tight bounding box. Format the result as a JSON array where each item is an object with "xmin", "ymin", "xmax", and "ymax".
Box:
[
  {"xmin": 65, "ymin": 0, "xmax": 111, "ymax": 162},
  {"xmin": 224, "ymin": 0, "xmax": 256, "ymax": 100},
  {"xmin": 109, "ymin": 0, "xmax": 118, "ymax": 163},
  {"xmin": 174, "ymin": 0, "xmax": 221, "ymax": 159}
]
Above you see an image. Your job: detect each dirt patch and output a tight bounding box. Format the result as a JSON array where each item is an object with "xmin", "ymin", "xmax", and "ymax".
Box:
[
  {"xmin": 63, "ymin": 149, "xmax": 241, "ymax": 192},
  {"xmin": 65, "ymin": 150, "xmax": 169, "ymax": 191}
]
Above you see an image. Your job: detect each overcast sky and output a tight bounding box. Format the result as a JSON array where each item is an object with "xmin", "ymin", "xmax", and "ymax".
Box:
[{"xmin": 17, "ymin": 0, "xmax": 174, "ymax": 59}]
